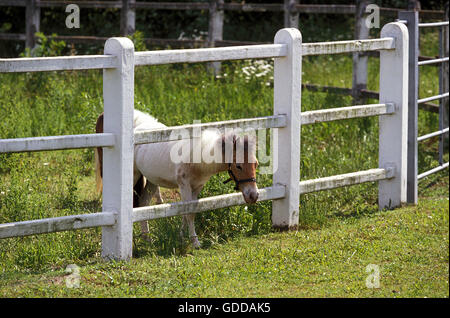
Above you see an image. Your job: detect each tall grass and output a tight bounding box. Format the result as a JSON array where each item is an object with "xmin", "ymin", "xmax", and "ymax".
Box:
[{"xmin": 0, "ymin": 33, "xmax": 447, "ymax": 271}]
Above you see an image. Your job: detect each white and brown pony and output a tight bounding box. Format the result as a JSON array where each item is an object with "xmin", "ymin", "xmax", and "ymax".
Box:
[{"xmin": 95, "ymin": 110, "xmax": 258, "ymax": 248}]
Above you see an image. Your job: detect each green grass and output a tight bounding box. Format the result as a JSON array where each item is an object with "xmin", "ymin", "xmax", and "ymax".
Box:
[
  {"xmin": 0, "ymin": 186, "xmax": 448, "ymax": 297},
  {"xmin": 0, "ymin": 32, "xmax": 448, "ymax": 297}
]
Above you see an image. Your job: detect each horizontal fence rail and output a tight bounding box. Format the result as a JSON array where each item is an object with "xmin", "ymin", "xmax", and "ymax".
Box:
[
  {"xmin": 133, "ymin": 185, "xmax": 285, "ymax": 222},
  {"xmin": 0, "ymin": 55, "xmax": 117, "ymax": 73},
  {"xmin": 418, "ymin": 21, "xmax": 449, "ymax": 28},
  {"xmin": 417, "ymin": 127, "xmax": 449, "ymax": 142},
  {"xmin": 299, "ymin": 168, "xmax": 395, "ymax": 194},
  {"xmin": 135, "ymin": 115, "xmax": 287, "ymax": 145},
  {"xmin": 417, "ymin": 92, "xmax": 449, "ymax": 104},
  {"xmin": 418, "ymin": 162, "xmax": 449, "ymax": 180},
  {"xmin": 0, "ymin": 38, "xmax": 396, "ymax": 73},
  {"xmin": 0, "ymin": 133, "xmax": 115, "ymax": 153},
  {"xmin": 418, "ymin": 57, "xmax": 449, "ymax": 65},
  {"xmin": 134, "ymin": 38, "xmax": 396, "ymax": 66},
  {"xmin": 134, "ymin": 44, "xmax": 287, "ymax": 65},
  {"xmin": 0, "ymin": 212, "xmax": 116, "ymax": 239},
  {"xmin": 302, "ymin": 38, "xmax": 395, "ymax": 56},
  {"xmin": 300, "ymin": 103, "xmax": 395, "ymax": 125}
]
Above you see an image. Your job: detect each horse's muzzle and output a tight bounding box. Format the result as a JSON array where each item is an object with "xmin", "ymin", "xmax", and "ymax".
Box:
[{"xmin": 243, "ymin": 188, "xmax": 259, "ymax": 204}]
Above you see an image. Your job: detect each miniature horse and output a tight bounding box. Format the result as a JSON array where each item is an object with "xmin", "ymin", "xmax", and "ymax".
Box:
[{"xmin": 95, "ymin": 110, "xmax": 259, "ymax": 248}]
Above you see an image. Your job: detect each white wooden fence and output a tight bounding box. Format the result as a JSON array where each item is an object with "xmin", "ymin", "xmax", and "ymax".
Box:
[{"xmin": 0, "ymin": 22, "xmax": 408, "ymax": 261}]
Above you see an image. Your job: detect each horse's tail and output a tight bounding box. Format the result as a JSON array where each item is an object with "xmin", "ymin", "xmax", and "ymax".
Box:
[
  {"xmin": 95, "ymin": 147, "xmax": 103, "ymax": 193},
  {"xmin": 95, "ymin": 113, "xmax": 104, "ymax": 194}
]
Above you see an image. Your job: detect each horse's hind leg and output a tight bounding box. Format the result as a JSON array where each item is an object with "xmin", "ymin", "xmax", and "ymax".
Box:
[{"xmin": 154, "ymin": 186, "xmax": 163, "ymax": 204}]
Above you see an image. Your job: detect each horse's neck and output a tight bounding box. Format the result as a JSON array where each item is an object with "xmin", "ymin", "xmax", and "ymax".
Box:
[
  {"xmin": 195, "ymin": 131, "xmax": 228, "ymax": 175},
  {"xmin": 197, "ymin": 161, "xmax": 228, "ymax": 176}
]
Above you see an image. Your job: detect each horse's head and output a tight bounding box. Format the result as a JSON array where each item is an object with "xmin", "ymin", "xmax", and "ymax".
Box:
[{"xmin": 222, "ymin": 134, "xmax": 259, "ymax": 204}]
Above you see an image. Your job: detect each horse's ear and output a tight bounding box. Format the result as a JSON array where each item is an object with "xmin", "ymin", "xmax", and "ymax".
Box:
[{"xmin": 243, "ymin": 135, "xmax": 249, "ymax": 152}]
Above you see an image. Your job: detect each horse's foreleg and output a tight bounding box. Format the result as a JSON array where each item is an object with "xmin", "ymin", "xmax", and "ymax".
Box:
[
  {"xmin": 138, "ymin": 181, "xmax": 159, "ymax": 241},
  {"xmin": 178, "ymin": 185, "xmax": 200, "ymax": 249},
  {"xmin": 179, "ymin": 185, "xmax": 203, "ymax": 249},
  {"xmin": 183, "ymin": 215, "xmax": 200, "ymax": 249}
]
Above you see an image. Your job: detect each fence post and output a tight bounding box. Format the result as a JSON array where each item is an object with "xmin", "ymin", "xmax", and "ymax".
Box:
[
  {"xmin": 284, "ymin": 0, "xmax": 299, "ymax": 28},
  {"xmin": 208, "ymin": 0, "xmax": 224, "ymax": 74},
  {"xmin": 120, "ymin": 0, "xmax": 136, "ymax": 36},
  {"xmin": 352, "ymin": 0, "xmax": 369, "ymax": 105},
  {"xmin": 25, "ymin": 0, "xmax": 40, "ymax": 49},
  {"xmin": 399, "ymin": 11, "xmax": 418, "ymax": 204},
  {"xmin": 272, "ymin": 28, "xmax": 302, "ymax": 230},
  {"xmin": 101, "ymin": 37, "xmax": 135, "ymax": 261},
  {"xmin": 407, "ymin": 0, "xmax": 420, "ymax": 10},
  {"xmin": 442, "ymin": 2, "xmax": 449, "ymax": 147},
  {"xmin": 438, "ymin": 24, "xmax": 444, "ymax": 165},
  {"xmin": 378, "ymin": 22, "xmax": 409, "ymax": 210}
]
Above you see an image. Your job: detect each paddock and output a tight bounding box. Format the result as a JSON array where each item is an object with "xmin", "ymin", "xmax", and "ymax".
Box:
[{"xmin": 0, "ymin": 21, "xmax": 432, "ymax": 261}]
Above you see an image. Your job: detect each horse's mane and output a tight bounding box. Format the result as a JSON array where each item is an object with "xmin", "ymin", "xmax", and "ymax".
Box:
[
  {"xmin": 221, "ymin": 130, "xmax": 257, "ymax": 163},
  {"xmin": 134, "ymin": 109, "xmax": 166, "ymax": 130}
]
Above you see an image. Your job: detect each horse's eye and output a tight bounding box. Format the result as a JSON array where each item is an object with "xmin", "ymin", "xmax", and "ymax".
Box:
[{"xmin": 236, "ymin": 164, "xmax": 243, "ymax": 171}]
